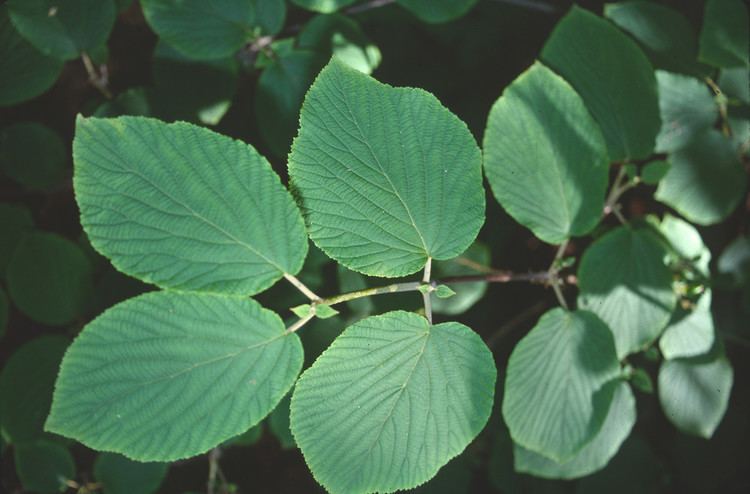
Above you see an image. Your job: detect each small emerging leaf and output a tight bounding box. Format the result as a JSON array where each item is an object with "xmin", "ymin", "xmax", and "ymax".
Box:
[
  {"xmin": 315, "ymin": 304, "xmax": 339, "ymax": 319},
  {"xmin": 629, "ymin": 368, "xmax": 654, "ymax": 394},
  {"xmin": 434, "ymin": 285, "xmax": 456, "ymax": 299},
  {"xmin": 641, "ymin": 160, "xmax": 670, "ymax": 185}
]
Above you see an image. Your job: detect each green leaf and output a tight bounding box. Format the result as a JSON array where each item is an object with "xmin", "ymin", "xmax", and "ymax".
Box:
[
  {"xmin": 514, "ymin": 381, "xmax": 636, "ymax": 480},
  {"xmin": 94, "ymin": 453, "xmax": 168, "ymax": 494},
  {"xmin": 291, "ymin": 0, "xmax": 357, "ymax": 14},
  {"xmin": 7, "ymin": 0, "xmax": 116, "ymax": 61},
  {"xmin": 655, "ymin": 130, "xmax": 745, "ymax": 225},
  {"xmin": 578, "ymin": 226, "xmax": 677, "ymax": 358},
  {"xmin": 315, "ymin": 304, "xmax": 339, "ymax": 319},
  {"xmin": 46, "ymin": 291, "xmax": 303, "ymax": 461},
  {"xmin": 289, "ymin": 59, "xmax": 484, "ymax": 277},
  {"xmin": 658, "ymin": 348, "xmax": 733, "ymax": 438},
  {"xmin": 503, "ymin": 308, "xmax": 620, "ymax": 462},
  {"xmin": 541, "ymin": 6, "xmax": 660, "ymax": 160},
  {"xmin": 434, "ymin": 285, "xmax": 455, "ymax": 299},
  {"xmin": 269, "ymin": 392, "xmax": 295, "ymax": 449},
  {"xmin": 0, "ymin": 5, "xmax": 62, "ymax": 106},
  {"xmin": 717, "ymin": 234, "xmax": 750, "ymax": 287},
  {"xmin": 141, "ymin": 0, "xmax": 286, "ymax": 60},
  {"xmin": 150, "ymin": 40, "xmax": 238, "ymax": 126},
  {"xmin": 290, "ymin": 311, "xmax": 496, "ymax": 494},
  {"xmin": 396, "ymin": 0, "xmax": 478, "ymax": 23},
  {"xmin": 640, "ymin": 160, "xmax": 670, "ymax": 185},
  {"xmin": 430, "ymin": 242, "xmax": 490, "ymax": 315},
  {"xmin": 226, "ymin": 423, "xmax": 263, "ymax": 446},
  {"xmin": 0, "ymin": 202, "xmax": 33, "ymax": 279},
  {"xmin": 0, "ymin": 122, "xmax": 68, "ymax": 190},
  {"xmin": 298, "ymin": 14, "xmax": 382, "ymax": 75},
  {"xmin": 14, "ymin": 440, "xmax": 75, "ymax": 494},
  {"xmin": 92, "ymin": 87, "xmax": 151, "ymax": 118},
  {"xmin": 256, "ymin": 50, "xmax": 326, "ymax": 157},
  {"xmin": 483, "ymin": 62, "xmax": 608, "ymax": 244},
  {"xmin": 0, "ymin": 336, "xmax": 68, "ymax": 443},
  {"xmin": 604, "ymin": 1, "xmax": 705, "ymax": 76},
  {"xmin": 660, "ymin": 290, "xmax": 715, "ymax": 360},
  {"xmin": 698, "ymin": 0, "xmax": 749, "ymax": 68},
  {"xmin": 654, "ymin": 71, "xmax": 718, "ymax": 153},
  {"xmin": 658, "ymin": 213, "xmax": 711, "ymax": 276},
  {"xmin": 7, "ymin": 232, "xmax": 94, "ymax": 326},
  {"xmin": 73, "ymin": 116, "xmax": 308, "ymax": 296},
  {"xmin": 629, "ymin": 368, "xmax": 654, "ymax": 394},
  {"xmin": 291, "ymin": 303, "xmax": 314, "ymax": 318},
  {"xmin": 0, "ymin": 286, "xmax": 7, "ymax": 339}
]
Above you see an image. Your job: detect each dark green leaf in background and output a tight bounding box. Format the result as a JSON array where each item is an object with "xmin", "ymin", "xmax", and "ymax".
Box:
[
  {"xmin": 94, "ymin": 452, "xmax": 169, "ymax": 494},
  {"xmin": 269, "ymin": 392, "xmax": 295, "ymax": 449},
  {"xmin": 73, "ymin": 116, "xmax": 308, "ymax": 296},
  {"xmin": 0, "ymin": 286, "xmax": 7, "ymax": 339},
  {"xmin": 0, "ymin": 5, "xmax": 63, "ymax": 107},
  {"xmin": 542, "ymin": 6, "xmax": 660, "ymax": 160},
  {"xmin": 46, "ymin": 292, "xmax": 303, "ymax": 461},
  {"xmin": 0, "ymin": 336, "xmax": 69, "ymax": 443},
  {"xmin": 7, "ymin": 0, "xmax": 116, "ymax": 61},
  {"xmin": 640, "ymin": 160, "xmax": 670, "ymax": 185},
  {"xmin": 483, "ymin": 62, "xmax": 608, "ymax": 244},
  {"xmin": 6, "ymin": 232, "xmax": 93, "ymax": 326},
  {"xmin": 0, "ymin": 202, "xmax": 34, "ymax": 279},
  {"xmin": 14, "ymin": 440, "xmax": 75, "ymax": 494},
  {"xmin": 698, "ymin": 0, "xmax": 749, "ymax": 68},
  {"xmin": 503, "ymin": 308, "xmax": 621, "ymax": 462},
  {"xmin": 578, "ymin": 226, "xmax": 676, "ymax": 358},
  {"xmin": 298, "ymin": 14, "xmax": 382, "ymax": 74},
  {"xmin": 141, "ymin": 0, "xmax": 286, "ymax": 61},
  {"xmin": 289, "ymin": 59, "xmax": 485, "ymax": 277},
  {"xmin": 0, "ymin": 122, "xmax": 68, "ymax": 190},
  {"xmin": 397, "ymin": 0, "xmax": 479, "ymax": 24},
  {"xmin": 656, "ymin": 130, "xmax": 745, "ymax": 225}
]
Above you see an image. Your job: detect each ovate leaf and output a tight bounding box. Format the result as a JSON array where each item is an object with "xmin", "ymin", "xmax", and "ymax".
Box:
[
  {"xmin": 502, "ymin": 308, "xmax": 620, "ymax": 462},
  {"xmin": 604, "ymin": 1, "xmax": 704, "ymax": 75},
  {"xmin": 0, "ymin": 336, "xmax": 68, "ymax": 443},
  {"xmin": 483, "ymin": 62, "xmax": 608, "ymax": 244},
  {"xmin": 578, "ymin": 226, "xmax": 677, "ymax": 358},
  {"xmin": 0, "ymin": 202, "xmax": 33, "ymax": 279},
  {"xmin": 698, "ymin": 0, "xmax": 749, "ymax": 68},
  {"xmin": 7, "ymin": 0, "xmax": 116, "ymax": 61},
  {"xmin": 514, "ymin": 381, "xmax": 636, "ymax": 480},
  {"xmin": 46, "ymin": 292, "xmax": 303, "ymax": 461},
  {"xmin": 0, "ymin": 5, "xmax": 62, "ymax": 106},
  {"xmin": 0, "ymin": 122, "xmax": 68, "ymax": 190},
  {"xmin": 658, "ymin": 348, "xmax": 733, "ymax": 438},
  {"xmin": 289, "ymin": 59, "xmax": 484, "ymax": 277},
  {"xmin": 659, "ymin": 290, "xmax": 715, "ymax": 360},
  {"xmin": 658, "ymin": 213, "xmax": 711, "ymax": 276},
  {"xmin": 292, "ymin": 0, "xmax": 357, "ymax": 14},
  {"xmin": 290, "ymin": 311, "xmax": 496, "ymax": 494},
  {"xmin": 255, "ymin": 50, "xmax": 326, "ymax": 157},
  {"xmin": 655, "ymin": 130, "xmax": 745, "ymax": 225},
  {"xmin": 640, "ymin": 160, "xmax": 670, "ymax": 185},
  {"xmin": 654, "ymin": 71, "xmax": 718, "ymax": 153},
  {"xmin": 141, "ymin": 0, "xmax": 286, "ymax": 60},
  {"xmin": 94, "ymin": 453, "xmax": 168, "ymax": 494},
  {"xmin": 14, "ymin": 440, "xmax": 75, "ymax": 494},
  {"xmin": 269, "ymin": 392, "xmax": 295, "ymax": 449},
  {"xmin": 397, "ymin": 0, "xmax": 479, "ymax": 23},
  {"xmin": 73, "ymin": 116, "xmax": 308, "ymax": 296},
  {"xmin": 7, "ymin": 232, "xmax": 94, "ymax": 326},
  {"xmin": 541, "ymin": 6, "xmax": 660, "ymax": 160}
]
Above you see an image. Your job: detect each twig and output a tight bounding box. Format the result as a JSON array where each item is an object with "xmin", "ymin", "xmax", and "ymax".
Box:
[
  {"xmin": 422, "ymin": 258, "xmax": 433, "ymax": 324},
  {"xmin": 81, "ymin": 52, "xmax": 112, "ymax": 99},
  {"xmin": 285, "ymin": 310, "xmax": 316, "ymax": 334},
  {"xmin": 284, "ymin": 273, "xmax": 321, "ymax": 301},
  {"xmin": 547, "ymin": 240, "xmax": 569, "ymax": 310}
]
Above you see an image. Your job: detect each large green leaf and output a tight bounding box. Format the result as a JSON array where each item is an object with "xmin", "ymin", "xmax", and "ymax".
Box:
[
  {"xmin": 397, "ymin": 0, "xmax": 478, "ymax": 23},
  {"xmin": 541, "ymin": 6, "xmax": 660, "ymax": 161},
  {"xmin": 94, "ymin": 453, "xmax": 168, "ymax": 494},
  {"xmin": 654, "ymin": 71, "xmax": 718, "ymax": 153},
  {"xmin": 578, "ymin": 226, "xmax": 676, "ymax": 358},
  {"xmin": 46, "ymin": 291, "xmax": 303, "ymax": 461},
  {"xmin": 698, "ymin": 0, "xmax": 749, "ymax": 68},
  {"xmin": 0, "ymin": 122, "xmax": 68, "ymax": 190},
  {"xmin": 655, "ymin": 130, "xmax": 745, "ymax": 225},
  {"xmin": 514, "ymin": 380, "xmax": 636, "ymax": 479},
  {"xmin": 255, "ymin": 50, "xmax": 326, "ymax": 157},
  {"xmin": 659, "ymin": 290, "xmax": 715, "ymax": 360},
  {"xmin": 291, "ymin": 0, "xmax": 357, "ymax": 14},
  {"xmin": 7, "ymin": 0, "xmax": 116, "ymax": 61},
  {"xmin": 290, "ymin": 311, "xmax": 496, "ymax": 494},
  {"xmin": 14, "ymin": 440, "xmax": 75, "ymax": 494},
  {"xmin": 7, "ymin": 232, "xmax": 94, "ymax": 326},
  {"xmin": 502, "ymin": 308, "xmax": 620, "ymax": 462},
  {"xmin": 0, "ymin": 202, "xmax": 33, "ymax": 279},
  {"xmin": 0, "ymin": 336, "xmax": 68, "ymax": 443},
  {"xmin": 73, "ymin": 116, "xmax": 308, "ymax": 296},
  {"xmin": 289, "ymin": 59, "xmax": 484, "ymax": 277},
  {"xmin": 483, "ymin": 62, "xmax": 608, "ymax": 244},
  {"xmin": 0, "ymin": 5, "xmax": 62, "ymax": 106},
  {"xmin": 658, "ymin": 348, "xmax": 733, "ymax": 438},
  {"xmin": 141, "ymin": 0, "xmax": 286, "ymax": 60},
  {"xmin": 604, "ymin": 1, "xmax": 705, "ymax": 76}
]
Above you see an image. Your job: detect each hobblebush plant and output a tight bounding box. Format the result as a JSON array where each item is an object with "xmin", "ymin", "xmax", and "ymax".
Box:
[{"xmin": 0, "ymin": 0, "xmax": 746, "ymax": 493}]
